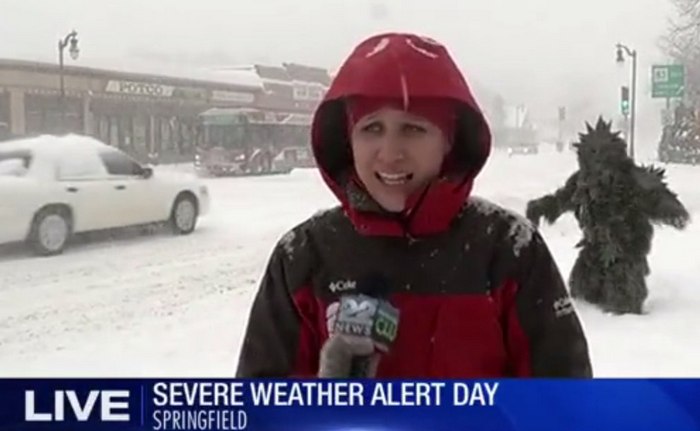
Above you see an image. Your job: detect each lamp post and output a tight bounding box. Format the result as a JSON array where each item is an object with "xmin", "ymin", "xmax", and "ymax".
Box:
[
  {"xmin": 616, "ymin": 43, "xmax": 637, "ymax": 161},
  {"xmin": 58, "ymin": 30, "xmax": 79, "ymax": 132}
]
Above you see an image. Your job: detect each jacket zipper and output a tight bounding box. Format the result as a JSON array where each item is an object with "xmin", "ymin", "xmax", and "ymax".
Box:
[{"xmin": 400, "ymin": 184, "xmax": 431, "ymax": 242}]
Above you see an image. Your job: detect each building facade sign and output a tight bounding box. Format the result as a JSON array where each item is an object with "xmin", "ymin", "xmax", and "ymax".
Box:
[
  {"xmin": 105, "ymin": 80, "xmax": 175, "ymax": 97},
  {"xmin": 211, "ymin": 90, "xmax": 255, "ymax": 104},
  {"xmin": 292, "ymin": 83, "xmax": 325, "ymax": 101}
]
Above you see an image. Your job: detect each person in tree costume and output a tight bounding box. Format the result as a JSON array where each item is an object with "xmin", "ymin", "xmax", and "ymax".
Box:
[{"xmin": 526, "ymin": 118, "xmax": 690, "ymax": 314}]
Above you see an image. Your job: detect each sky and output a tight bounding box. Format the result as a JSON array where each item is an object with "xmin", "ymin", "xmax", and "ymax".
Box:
[{"xmin": 0, "ymin": 0, "xmax": 679, "ymax": 156}]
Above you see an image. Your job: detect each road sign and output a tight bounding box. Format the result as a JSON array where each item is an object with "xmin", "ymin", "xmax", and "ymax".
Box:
[{"xmin": 652, "ymin": 65, "xmax": 685, "ymax": 98}]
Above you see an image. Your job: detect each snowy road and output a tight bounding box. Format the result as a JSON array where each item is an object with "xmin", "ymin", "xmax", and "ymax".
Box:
[{"xmin": 1, "ymin": 149, "xmax": 699, "ymax": 377}]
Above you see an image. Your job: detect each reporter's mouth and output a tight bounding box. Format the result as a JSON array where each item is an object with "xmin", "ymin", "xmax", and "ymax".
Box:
[{"xmin": 375, "ymin": 171, "xmax": 414, "ymax": 186}]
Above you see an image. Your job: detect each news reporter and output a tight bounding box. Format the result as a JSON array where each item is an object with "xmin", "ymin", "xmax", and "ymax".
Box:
[{"xmin": 236, "ymin": 33, "xmax": 592, "ymax": 378}]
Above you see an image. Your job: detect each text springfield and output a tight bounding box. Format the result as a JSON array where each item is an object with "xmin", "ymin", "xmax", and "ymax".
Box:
[{"xmin": 152, "ymin": 381, "xmax": 499, "ymax": 408}]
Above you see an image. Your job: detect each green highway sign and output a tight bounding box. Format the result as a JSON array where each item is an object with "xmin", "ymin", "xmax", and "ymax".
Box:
[{"xmin": 652, "ymin": 65, "xmax": 685, "ymax": 98}]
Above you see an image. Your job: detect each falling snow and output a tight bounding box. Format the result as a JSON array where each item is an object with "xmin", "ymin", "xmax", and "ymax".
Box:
[
  {"xmin": 467, "ymin": 196, "xmax": 535, "ymax": 256},
  {"xmin": 2, "ymin": 150, "xmax": 700, "ymax": 378},
  {"xmin": 509, "ymin": 217, "xmax": 535, "ymax": 257},
  {"xmin": 278, "ymin": 229, "xmax": 297, "ymax": 259}
]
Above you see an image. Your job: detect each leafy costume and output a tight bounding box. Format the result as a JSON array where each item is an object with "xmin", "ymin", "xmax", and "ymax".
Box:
[{"xmin": 526, "ymin": 118, "xmax": 690, "ymax": 314}]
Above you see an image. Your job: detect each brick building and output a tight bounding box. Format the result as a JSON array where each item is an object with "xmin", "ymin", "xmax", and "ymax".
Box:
[{"xmin": 0, "ymin": 59, "xmax": 330, "ymax": 162}]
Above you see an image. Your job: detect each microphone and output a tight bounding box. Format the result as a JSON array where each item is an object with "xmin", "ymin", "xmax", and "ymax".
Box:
[{"xmin": 332, "ymin": 275, "xmax": 400, "ymax": 377}]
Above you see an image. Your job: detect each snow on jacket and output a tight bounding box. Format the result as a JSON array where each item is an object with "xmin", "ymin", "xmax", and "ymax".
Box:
[{"xmin": 236, "ymin": 33, "xmax": 592, "ymax": 378}]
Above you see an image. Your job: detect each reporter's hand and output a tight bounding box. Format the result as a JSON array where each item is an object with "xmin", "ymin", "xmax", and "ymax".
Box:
[{"xmin": 318, "ymin": 334, "xmax": 379, "ymax": 378}]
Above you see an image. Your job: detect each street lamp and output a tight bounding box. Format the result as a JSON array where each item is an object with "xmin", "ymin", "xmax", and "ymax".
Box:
[
  {"xmin": 616, "ymin": 42, "xmax": 637, "ymax": 161},
  {"xmin": 58, "ymin": 30, "xmax": 79, "ymax": 132}
]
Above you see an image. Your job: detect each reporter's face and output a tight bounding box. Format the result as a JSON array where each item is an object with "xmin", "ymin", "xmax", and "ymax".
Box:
[{"xmin": 351, "ymin": 108, "xmax": 450, "ymax": 212}]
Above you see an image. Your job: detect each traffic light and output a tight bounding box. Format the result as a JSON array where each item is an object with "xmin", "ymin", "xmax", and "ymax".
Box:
[{"xmin": 621, "ymin": 86, "xmax": 630, "ymax": 116}]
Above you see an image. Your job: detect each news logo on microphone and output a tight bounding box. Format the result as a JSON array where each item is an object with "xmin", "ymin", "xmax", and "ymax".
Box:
[
  {"xmin": 373, "ymin": 304, "xmax": 399, "ymax": 348},
  {"xmin": 334, "ymin": 294, "xmax": 399, "ymax": 351}
]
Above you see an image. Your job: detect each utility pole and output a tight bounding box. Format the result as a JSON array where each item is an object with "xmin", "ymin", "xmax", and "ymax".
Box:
[{"xmin": 616, "ymin": 43, "xmax": 637, "ymax": 161}]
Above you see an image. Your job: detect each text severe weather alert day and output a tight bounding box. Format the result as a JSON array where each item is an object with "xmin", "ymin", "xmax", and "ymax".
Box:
[
  {"xmin": 153, "ymin": 381, "xmax": 500, "ymax": 407},
  {"xmin": 23, "ymin": 383, "xmax": 500, "ymax": 431}
]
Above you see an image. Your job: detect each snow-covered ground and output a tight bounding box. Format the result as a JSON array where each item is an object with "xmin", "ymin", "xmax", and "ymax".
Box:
[{"xmin": 1, "ymin": 147, "xmax": 698, "ymax": 377}]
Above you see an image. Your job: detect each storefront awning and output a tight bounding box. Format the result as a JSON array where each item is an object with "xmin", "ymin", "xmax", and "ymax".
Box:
[{"xmin": 199, "ymin": 108, "xmax": 311, "ymax": 126}]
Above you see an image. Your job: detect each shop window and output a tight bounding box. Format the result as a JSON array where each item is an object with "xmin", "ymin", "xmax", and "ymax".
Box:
[
  {"xmin": 25, "ymin": 94, "xmax": 82, "ymax": 134},
  {"xmin": 161, "ymin": 119, "xmax": 172, "ymax": 151},
  {"xmin": 132, "ymin": 116, "xmax": 148, "ymax": 153},
  {"xmin": 109, "ymin": 117, "xmax": 119, "ymax": 148},
  {"xmin": 0, "ymin": 92, "xmax": 10, "ymax": 129}
]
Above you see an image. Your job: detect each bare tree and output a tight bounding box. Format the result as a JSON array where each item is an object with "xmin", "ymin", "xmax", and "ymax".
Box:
[{"xmin": 661, "ymin": 0, "xmax": 700, "ymax": 106}]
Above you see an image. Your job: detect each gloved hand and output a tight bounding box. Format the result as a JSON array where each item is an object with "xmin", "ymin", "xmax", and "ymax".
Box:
[
  {"xmin": 318, "ymin": 334, "xmax": 380, "ymax": 378},
  {"xmin": 525, "ymin": 200, "xmax": 543, "ymax": 227}
]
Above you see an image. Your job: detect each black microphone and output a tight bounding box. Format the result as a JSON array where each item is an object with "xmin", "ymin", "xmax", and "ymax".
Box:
[{"xmin": 332, "ymin": 274, "xmax": 400, "ymax": 377}]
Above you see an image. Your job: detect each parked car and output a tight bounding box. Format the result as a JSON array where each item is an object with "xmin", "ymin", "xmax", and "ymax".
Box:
[{"xmin": 0, "ymin": 134, "xmax": 210, "ymax": 255}]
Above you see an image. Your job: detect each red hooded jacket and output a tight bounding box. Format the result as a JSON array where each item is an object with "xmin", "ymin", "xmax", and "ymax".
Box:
[{"xmin": 236, "ymin": 33, "xmax": 592, "ymax": 378}]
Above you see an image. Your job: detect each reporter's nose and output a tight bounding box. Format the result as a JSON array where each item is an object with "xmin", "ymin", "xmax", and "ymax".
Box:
[{"xmin": 376, "ymin": 134, "xmax": 405, "ymax": 164}]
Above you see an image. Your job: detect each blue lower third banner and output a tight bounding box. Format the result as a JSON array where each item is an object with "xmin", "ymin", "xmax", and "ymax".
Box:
[{"xmin": 0, "ymin": 379, "xmax": 698, "ymax": 431}]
